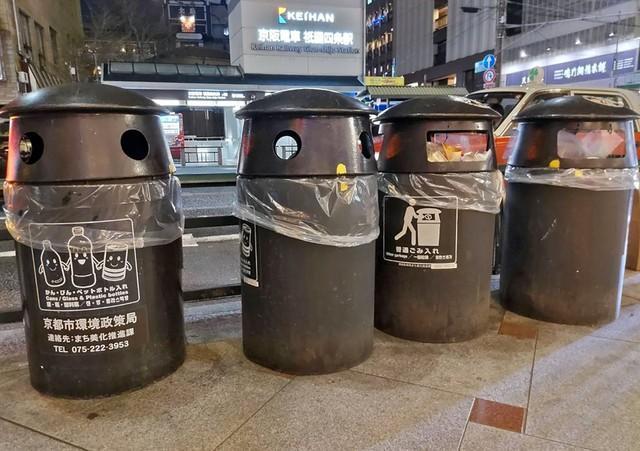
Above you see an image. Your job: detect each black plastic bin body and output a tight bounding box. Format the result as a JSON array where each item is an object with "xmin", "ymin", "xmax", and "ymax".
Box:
[
  {"xmin": 235, "ymin": 89, "xmax": 378, "ymax": 374},
  {"xmin": 375, "ymin": 97, "xmax": 502, "ymax": 342},
  {"xmin": 1, "ymin": 84, "xmax": 185, "ymax": 397},
  {"xmin": 500, "ymin": 96, "xmax": 639, "ymax": 325}
]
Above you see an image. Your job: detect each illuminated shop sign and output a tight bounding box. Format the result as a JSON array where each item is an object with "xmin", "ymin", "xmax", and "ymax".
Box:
[
  {"xmin": 188, "ymin": 91, "xmax": 246, "ymax": 100},
  {"xmin": 257, "ymin": 29, "xmax": 354, "ymax": 46},
  {"xmin": 278, "ymin": 7, "xmax": 335, "ymax": 23},
  {"xmin": 253, "ymin": 5, "xmax": 358, "ymax": 53},
  {"xmin": 506, "ymin": 48, "xmax": 638, "ymax": 86},
  {"xmin": 167, "ymin": 1, "xmax": 208, "ymax": 35}
]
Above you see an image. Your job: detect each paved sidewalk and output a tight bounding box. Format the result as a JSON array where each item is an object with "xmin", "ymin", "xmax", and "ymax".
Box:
[{"xmin": 2, "ymin": 274, "xmax": 640, "ymax": 450}]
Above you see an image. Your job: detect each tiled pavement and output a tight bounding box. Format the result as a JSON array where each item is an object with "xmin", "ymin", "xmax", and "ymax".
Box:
[{"xmin": 2, "ymin": 273, "xmax": 640, "ymax": 450}]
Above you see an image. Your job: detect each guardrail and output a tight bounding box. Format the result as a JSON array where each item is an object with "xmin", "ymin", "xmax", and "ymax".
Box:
[{"xmin": 177, "ymin": 144, "xmax": 224, "ymax": 166}]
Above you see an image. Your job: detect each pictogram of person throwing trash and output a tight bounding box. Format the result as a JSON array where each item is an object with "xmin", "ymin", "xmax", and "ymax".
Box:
[
  {"xmin": 394, "ymin": 199, "xmax": 442, "ymax": 247},
  {"xmin": 395, "ymin": 198, "xmax": 419, "ymax": 245}
]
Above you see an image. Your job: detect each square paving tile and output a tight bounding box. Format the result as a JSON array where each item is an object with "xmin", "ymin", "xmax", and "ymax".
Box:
[
  {"xmin": 504, "ymin": 301, "xmax": 640, "ymax": 345},
  {"xmin": 0, "ymin": 322, "xmax": 28, "ymax": 375},
  {"xmin": 218, "ymin": 370, "xmax": 473, "ymax": 451},
  {"xmin": 498, "ymin": 320, "xmax": 538, "ymax": 340},
  {"xmin": 591, "ymin": 302, "xmax": 640, "ymax": 343},
  {"xmin": 527, "ymin": 328, "xmax": 640, "ymax": 451},
  {"xmin": 355, "ymin": 327, "xmax": 535, "ymax": 407},
  {"xmin": 622, "ymin": 270, "xmax": 640, "ymax": 300},
  {"xmin": 468, "ymin": 398, "xmax": 525, "ymax": 433},
  {"xmin": 0, "ymin": 341, "xmax": 290, "ymax": 450},
  {"xmin": 0, "ymin": 419, "xmax": 79, "ymax": 450},
  {"xmin": 461, "ymin": 423, "xmax": 581, "ymax": 450}
]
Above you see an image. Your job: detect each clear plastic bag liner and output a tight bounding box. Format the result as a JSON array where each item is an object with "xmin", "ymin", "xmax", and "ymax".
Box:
[
  {"xmin": 378, "ymin": 172, "xmax": 504, "ymax": 214},
  {"xmin": 4, "ymin": 177, "xmax": 184, "ymax": 251},
  {"xmin": 505, "ymin": 166, "xmax": 639, "ymax": 191},
  {"xmin": 235, "ymin": 175, "xmax": 379, "ymax": 247}
]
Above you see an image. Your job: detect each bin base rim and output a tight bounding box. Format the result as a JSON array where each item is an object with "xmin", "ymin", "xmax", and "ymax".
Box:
[
  {"xmin": 29, "ymin": 347, "xmax": 186, "ymax": 399},
  {"xmin": 242, "ymin": 347, "xmax": 373, "ymax": 376}
]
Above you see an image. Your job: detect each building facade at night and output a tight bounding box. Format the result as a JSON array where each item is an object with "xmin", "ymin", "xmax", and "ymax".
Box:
[
  {"xmin": 365, "ymin": 0, "xmax": 394, "ymax": 77},
  {"xmin": 103, "ymin": 0, "xmax": 365, "ymax": 174},
  {"xmin": 501, "ymin": 0, "xmax": 639, "ymax": 89},
  {"xmin": 381, "ymin": 0, "xmax": 497, "ymax": 91},
  {"xmin": 0, "ymin": 0, "xmax": 83, "ymax": 104}
]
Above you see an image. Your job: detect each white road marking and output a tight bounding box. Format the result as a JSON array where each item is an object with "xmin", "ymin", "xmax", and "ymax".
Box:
[
  {"xmin": 0, "ymin": 250, "xmax": 15, "ymax": 258},
  {"xmin": 182, "ymin": 233, "xmax": 199, "ymax": 247},
  {"xmin": 195, "ymin": 234, "xmax": 239, "ymax": 243}
]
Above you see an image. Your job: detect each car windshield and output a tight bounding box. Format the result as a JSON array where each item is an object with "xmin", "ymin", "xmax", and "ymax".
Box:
[{"xmin": 467, "ymin": 92, "xmax": 524, "ymax": 126}]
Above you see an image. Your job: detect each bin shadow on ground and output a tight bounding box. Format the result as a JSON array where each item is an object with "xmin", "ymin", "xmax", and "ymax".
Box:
[{"xmin": 2, "ymin": 273, "xmax": 640, "ymax": 449}]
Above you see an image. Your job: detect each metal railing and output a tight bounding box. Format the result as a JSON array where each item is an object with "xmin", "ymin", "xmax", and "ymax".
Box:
[
  {"xmin": 275, "ymin": 145, "xmax": 298, "ymax": 159},
  {"xmin": 174, "ymin": 144, "xmax": 224, "ymax": 166}
]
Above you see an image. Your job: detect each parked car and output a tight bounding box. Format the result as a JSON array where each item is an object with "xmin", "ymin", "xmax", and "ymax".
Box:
[{"xmin": 467, "ymin": 85, "xmax": 640, "ymax": 164}]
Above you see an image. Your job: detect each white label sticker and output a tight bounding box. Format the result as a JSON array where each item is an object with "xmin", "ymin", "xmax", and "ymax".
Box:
[
  {"xmin": 383, "ymin": 196, "xmax": 459, "ymax": 269},
  {"xmin": 30, "ymin": 219, "xmax": 141, "ymax": 312},
  {"xmin": 240, "ymin": 218, "xmax": 259, "ymax": 287}
]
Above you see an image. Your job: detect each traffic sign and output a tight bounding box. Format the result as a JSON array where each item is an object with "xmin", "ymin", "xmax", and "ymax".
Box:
[
  {"xmin": 474, "ymin": 61, "xmax": 485, "ymax": 73},
  {"xmin": 483, "ymin": 69, "xmax": 496, "ymax": 83},
  {"xmin": 482, "ymin": 54, "xmax": 496, "ymax": 70}
]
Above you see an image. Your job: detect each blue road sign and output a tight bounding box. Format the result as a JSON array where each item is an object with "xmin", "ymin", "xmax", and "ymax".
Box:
[{"xmin": 482, "ymin": 54, "xmax": 496, "ymax": 70}]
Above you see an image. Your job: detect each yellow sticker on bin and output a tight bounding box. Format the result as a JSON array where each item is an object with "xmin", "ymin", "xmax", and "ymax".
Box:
[{"xmin": 337, "ymin": 163, "xmax": 348, "ymax": 192}]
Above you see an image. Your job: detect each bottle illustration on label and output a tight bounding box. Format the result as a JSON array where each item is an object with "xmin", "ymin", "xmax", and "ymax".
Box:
[
  {"xmin": 101, "ymin": 241, "xmax": 132, "ymax": 282},
  {"xmin": 67, "ymin": 226, "xmax": 98, "ymax": 288},
  {"xmin": 38, "ymin": 240, "xmax": 66, "ymax": 288}
]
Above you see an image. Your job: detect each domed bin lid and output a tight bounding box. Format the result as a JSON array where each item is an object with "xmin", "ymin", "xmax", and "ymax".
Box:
[
  {"xmin": 3, "ymin": 83, "xmax": 172, "ymax": 183},
  {"xmin": 376, "ymin": 96, "xmax": 500, "ymax": 174},
  {"xmin": 376, "ymin": 95, "xmax": 501, "ymax": 122},
  {"xmin": 236, "ymin": 89, "xmax": 377, "ymax": 177},
  {"xmin": 508, "ymin": 96, "xmax": 640, "ymax": 169},
  {"xmin": 514, "ymin": 95, "xmax": 639, "ymax": 122},
  {"xmin": 0, "ymin": 83, "xmax": 168, "ymax": 116},
  {"xmin": 236, "ymin": 88, "xmax": 375, "ymax": 118}
]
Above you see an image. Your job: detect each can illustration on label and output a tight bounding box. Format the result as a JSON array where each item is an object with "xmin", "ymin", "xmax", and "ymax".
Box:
[{"xmin": 102, "ymin": 242, "xmax": 132, "ymax": 282}]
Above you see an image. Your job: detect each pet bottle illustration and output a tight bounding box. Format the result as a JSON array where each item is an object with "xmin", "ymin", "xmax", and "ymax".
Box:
[
  {"xmin": 101, "ymin": 241, "xmax": 132, "ymax": 282},
  {"xmin": 67, "ymin": 226, "xmax": 97, "ymax": 288},
  {"xmin": 38, "ymin": 240, "xmax": 66, "ymax": 288}
]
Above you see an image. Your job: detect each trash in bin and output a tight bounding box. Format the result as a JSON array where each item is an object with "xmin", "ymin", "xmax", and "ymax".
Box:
[
  {"xmin": 234, "ymin": 88, "xmax": 379, "ymax": 374},
  {"xmin": 2, "ymin": 84, "xmax": 186, "ymax": 398},
  {"xmin": 501, "ymin": 95, "xmax": 640, "ymax": 325},
  {"xmin": 375, "ymin": 96, "xmax": 504, "ymax": 342}
]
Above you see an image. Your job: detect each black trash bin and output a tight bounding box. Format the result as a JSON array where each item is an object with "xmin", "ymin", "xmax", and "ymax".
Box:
[
  {"xmin": 234, "ymin": 89, "xmax": 379, "ymax": 374},
  {"xmin": 501, "ymin": 96, "xmax": 639, "ymax": 325},
  {"xmin": 2, "ymin": 84, "xmax": 186, "ymax": 397},
  {"xmin": 375, "ymin": 96, "xmax": 503, "ymax": 342}
]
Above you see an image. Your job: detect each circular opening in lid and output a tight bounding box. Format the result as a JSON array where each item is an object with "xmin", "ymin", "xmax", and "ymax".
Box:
[
  {"xmin": 274, "ymin": 131, "xmax": 301, "ymax": 160},
  {"xmin": 19, "ymin": 132, "xmax": 44, "ymax": 165},
  {"xmin": 120, "ymin": 129, "xmax": 149, "ymax": 160}
]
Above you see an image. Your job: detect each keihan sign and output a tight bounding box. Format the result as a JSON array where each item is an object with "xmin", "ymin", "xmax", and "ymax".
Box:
[
  {"xmin": 229, "ymin": 0, "xmax": 363, "ymax": 77},
  {"xmin": 278, "ymin": 7, "xmax": 335, "ymax": 24},
  {"xmin": 255, "ymin": 5, "xmax": 357, "ymax": 49}
]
